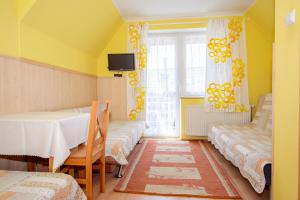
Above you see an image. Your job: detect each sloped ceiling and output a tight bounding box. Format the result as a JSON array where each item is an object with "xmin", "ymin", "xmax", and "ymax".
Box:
[
  {"xmin": 16, "ymin": 0, "xmax": 273, "ymax": 65},
  {"xmin": 21, "ymin": 0, "xmax": 123, "ymax": 56},
  {"xmin": 16, "ymin": 0, "xmax": 37, "ymax": 20},
  {"xmin": 247, "ymin": 0, "xmax": 275, "ymax": 40},
  {"xmin": 113, "ymin": 0, "xmax": 256, "ymax": 21}
]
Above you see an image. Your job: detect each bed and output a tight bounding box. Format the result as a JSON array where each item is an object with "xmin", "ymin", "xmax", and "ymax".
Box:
[
  {"xmin": 106, "ymin": 120, "xmax": 145, "ymax": 165},
  {"xmin": 57, "ymin": 106, "xmax": 145, "ymax": 166},
  {"xmin": 0, "ymin": 170, "xmax": 86, "ymax": 200},
  {"xmin": 208, "ymin": 94, "xmax": 272, "ymax": 193}
]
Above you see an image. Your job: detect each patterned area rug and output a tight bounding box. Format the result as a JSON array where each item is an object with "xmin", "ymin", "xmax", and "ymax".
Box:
[{"xmin": 114, "ymin": 140, "xmax": 241, "ymax": 199}]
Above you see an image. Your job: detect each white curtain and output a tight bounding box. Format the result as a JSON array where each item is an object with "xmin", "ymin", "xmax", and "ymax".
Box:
[
  {"xmin": 127, "ymin": 24, "xmax": 148, "ymax": 120},
  {"xmin": 205, "ymin": 17, "xmax": 249, "ymax": 112},
  {"xmin": 145, "ymin": 35, "xmax": 179, "ymax": 137},
  {"xmin": 183, "ymin": 34, "xmax": 207, "ymax": 96}
]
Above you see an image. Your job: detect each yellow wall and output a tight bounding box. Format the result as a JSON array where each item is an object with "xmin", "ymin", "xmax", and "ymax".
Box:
[
  {"xmin": 0, "ymin": 0, "xmax": 97, "ymax": 75},
  {"xmin": 246, "ymin": 0, "xmax": 275, "ymax": 41},
  {"xmin": 97, "ymin": 23, "xmax": 129, "ymax": 77},
  {"xmin": 21, "ymin": 0, "xmax": 123, "ymax": 56},
  {"xmin": 273, "ymin": 0, "xmax": 300, "ymax": 199},
  {"xmin": 246, "ymin": 0, "xmax": 274, "ymax": 114},
  {"xmin": 147, "ymin": 18, "xmax": 208, "ymax": 30},
  {"xmin": 0, "ymin": 0, "xmax": 124, "ymax": 76},
  {"xmin": 246, "ymin": 19, "xmax": 273, "ymax": 114},
  {"xmin": 21, "ymin": 24, "xmax": 97, "ymax": 75},
  {"xmin": 0, "ymin": 0, "xmax": 19, "ymax": 57},
  {"xmin": 16, "ymin": 0, "xmax": 36, "ymax": 21}
]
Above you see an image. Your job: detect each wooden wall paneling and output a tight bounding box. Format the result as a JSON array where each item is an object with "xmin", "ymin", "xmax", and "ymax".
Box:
[
  {"xmin": 0, "ymin": 56, "xmax": 4, "ymax": 112},
  {"xmin": 111, "ymin": 78, "xmax": 125, "ymax": 120},
  {"xmin": 0, "ymin": 55, "xmax": 98, "ymax": 170},
  {"xmin": 0, "ymin": 55, "xmax": 97, "ymax": 114},
  {"xmin": 120, "ymin": 79, "xmax": 128, "ymax": 120},
  {"xmin": 97, "ymin": 77, "xmax": 127, "ymax": 121}
]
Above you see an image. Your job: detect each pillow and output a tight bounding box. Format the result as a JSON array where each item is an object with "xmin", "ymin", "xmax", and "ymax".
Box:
[
  {"xmin": 253, "ymin": 112, "xmax": 272, "ymax": 137},
  {"xmin": 264, "ymin": 112, "xmax": 272, "ymax": 132},
  {"xmin": 77, "ymin": 106, "xmax": 91, "ymax": 113},
  {"xmin": 77, "ymin": 104, "xmax": 111, "ymax": 114},
  {"xmin": 253, "ymin": 111, "xmax": 269, "ymax": 130}
]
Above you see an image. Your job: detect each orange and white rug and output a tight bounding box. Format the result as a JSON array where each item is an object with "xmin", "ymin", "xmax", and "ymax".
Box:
[{"xmin": 114, "ymin": 140, "xmax": 241, "ymax": 199}]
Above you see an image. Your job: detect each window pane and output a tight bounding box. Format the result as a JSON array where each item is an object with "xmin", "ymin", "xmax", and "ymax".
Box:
[
  {"xmin": 146, "ymin": 36, "xmax": 179, "ymax": 137},
  {"xmin": 184, "ymin": 34, "xmax": 206, "ymax": 96}
]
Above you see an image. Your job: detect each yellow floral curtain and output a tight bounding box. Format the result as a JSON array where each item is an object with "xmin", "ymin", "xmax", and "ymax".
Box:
[
  {"xmin": 205, "ymin": 17, "xmax": 249, "ymax": 112},
  {"xmin": 127, "ymin": 23, "xmax": 148, "ymax": 120}
]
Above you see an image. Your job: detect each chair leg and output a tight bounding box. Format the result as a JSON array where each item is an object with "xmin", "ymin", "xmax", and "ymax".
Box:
[
  {"xmin": 116, "ymin": 165, "xmax": 123, "ymax": 178},
  {"xmin": 48, "ymin": 157, "xmax": 54, "ymax": 173},
  {"xmin": 86, "ymin": 164, "xmax": 93, "ymax": 200},
  {"xmin": 100, "ymin": 156, "xmax": 105, "ymax": 193},
  {"xmin": 69, "ymin": 168, "xmax": 75, "ymax": 177},
  {"xmin": 79, "ymin": 169, "xmax": 85, "ymax": 179}
]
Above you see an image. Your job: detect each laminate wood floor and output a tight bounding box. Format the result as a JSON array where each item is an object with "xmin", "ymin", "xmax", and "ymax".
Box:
[{"xmin": 92, "ymin": 142, "xmax": 270, "ymax": 200}]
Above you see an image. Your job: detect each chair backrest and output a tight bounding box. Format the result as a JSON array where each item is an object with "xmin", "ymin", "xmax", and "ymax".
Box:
[
  {"xmin": 85, "ymin": 100, "xmax": 111, "ymax": 161},
  {"xmin": 98, "ymin": 101, "xmax": 111, "ymax": 140}
]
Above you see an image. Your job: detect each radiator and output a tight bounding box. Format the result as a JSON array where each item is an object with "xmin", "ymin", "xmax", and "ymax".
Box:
[{"xmin": 185, "ymin": 105, "xmax": 251, "ymax": 137}]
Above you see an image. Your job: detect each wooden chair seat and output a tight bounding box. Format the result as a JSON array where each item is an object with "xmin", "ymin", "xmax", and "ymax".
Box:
[
  {"xmin": 65, "ymin": 144, "xmax": 104, "ymax": 165},
  {"xmin": 61, "ymin": 101, "xmax": 110, "ymax": 200}
]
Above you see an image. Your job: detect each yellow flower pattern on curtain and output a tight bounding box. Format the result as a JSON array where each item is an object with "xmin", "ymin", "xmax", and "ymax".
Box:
[
  {"xmin": 232, "ymin": 59, "xmax": 245, "ymax": 87},
  {"xmin": 128, "ymin": 24, "xmax": 147, "ymax": 120},
  {"xmin": 208, "ymin": 37, "xmax": 232, "ymax": 63},
  {"xmin": 206, "ymin": 17, "xmax": 249, "ymax": 112},
  {"xmin": 207, "ymin": 83, "xmax": 235, "ymax": 110},
  {"xmin": 228, "ymin": 17, "xmax": 243, "ymax": 43}
]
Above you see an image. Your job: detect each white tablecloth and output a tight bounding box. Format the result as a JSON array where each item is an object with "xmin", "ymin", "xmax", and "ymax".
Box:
[{"xmin": 0, "ymin": 112, "xmax": 90, "ymax": 171}]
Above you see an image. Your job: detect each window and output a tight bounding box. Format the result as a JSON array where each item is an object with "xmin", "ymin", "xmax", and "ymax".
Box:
[
  {"xmin": 146, "ymin": 36, "xmax": 179, "ymax": 137},
  {"xmin": 148, "ymin": 29, "xmax": 207, "ymax": 98},
  {"xmin": 182, "ymin": 34, "xmax": 207, "ymax": 97},
  {"xmin": 145, "ymin": 30, "xmax": 206, "ymax": 137}
]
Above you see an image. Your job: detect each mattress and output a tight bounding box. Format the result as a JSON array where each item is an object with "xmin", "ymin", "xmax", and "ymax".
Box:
[
  {"xmin": 57, "ymin": 107, "xmax": 146, "ymax": 166},
  {"xmin": 0, "ymin": 170, "xmax": 86, "ymax": 200},
  {"xmin": 106, "ymin": 121, "xmax": 145, "ymax": 165},
  {"xmin": 208, "ymin": 124, "xmax": 272, "ymax": 193},
  {"xmin": 208, "ymin": 93, "xmax": 272, "ymax": 193}
]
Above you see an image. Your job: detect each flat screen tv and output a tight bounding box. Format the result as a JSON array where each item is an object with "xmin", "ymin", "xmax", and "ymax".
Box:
[{"xmin": 108, "ymin": 54, "xmax": 135, "ymax": 71}]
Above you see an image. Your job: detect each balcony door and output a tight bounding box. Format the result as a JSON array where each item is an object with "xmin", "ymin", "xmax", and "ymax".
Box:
[
  {"xmin": 145, "ymin": 35, "xmax": 179, "ymax": 137},
  {"xmin": 145, "ymin": 30, "xmax": 207, "ymax": 138}
]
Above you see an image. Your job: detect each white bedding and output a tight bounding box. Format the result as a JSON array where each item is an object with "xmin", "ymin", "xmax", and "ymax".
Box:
[
  {"xmin": 208, "ymin": 124, "xmax": 272, "ymax": 193},
  {"xmin": 208, "ymin": 94, "xmax": 272, "ymax": 193},
  {"xmin": 106, "ymin": 121, "xmax": 145, "ymax": 165},
  {"xmin": 57, "ymin": 107, "xmax": 145, "ymax": 165}
]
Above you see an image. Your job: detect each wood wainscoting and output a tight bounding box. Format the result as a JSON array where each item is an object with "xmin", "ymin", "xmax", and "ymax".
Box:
[
  {"xmin": 97, "ymin": 77, "xmax": 127, "ymax": 121},
  {"xmin": 0, "ymin": 54, "xmax": 97, "ymax": 170},
  {"xmin": 0, "ymin": 55, "xmax": 97, "ymax": 114}
]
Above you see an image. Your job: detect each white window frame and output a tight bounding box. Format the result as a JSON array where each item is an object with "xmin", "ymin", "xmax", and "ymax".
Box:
[{"xmin": 148, "ymin": 28, "xmax": 207, "ymax": 98}]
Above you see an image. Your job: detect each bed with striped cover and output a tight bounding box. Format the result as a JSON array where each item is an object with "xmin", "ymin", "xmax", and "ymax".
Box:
[
  {"xmin": 0, "ymin": 170, "xmax": 86, "ymax": 200},
  {"xmin": 58, "ymin": 106, "xmax": 145, "ymax": 166},
  {"xmin": 208, "ymin": 94, "xmax": 272, "ymax": 193}
]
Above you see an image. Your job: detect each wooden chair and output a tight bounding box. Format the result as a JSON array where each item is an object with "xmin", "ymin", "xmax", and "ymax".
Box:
[{"xmin": 62, "ymin": 100, "xmax": 110, "ymax": 200}]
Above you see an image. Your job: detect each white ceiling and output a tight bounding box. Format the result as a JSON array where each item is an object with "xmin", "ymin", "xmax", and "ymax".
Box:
[{"xmin": 113, "ymin": 0, "xmax": 256, "ymax": 21}]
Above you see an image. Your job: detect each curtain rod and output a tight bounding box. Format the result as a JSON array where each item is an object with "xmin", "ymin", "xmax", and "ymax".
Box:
[{"xmin": 148, "ymin": 21, "xmax": 208, "ymax": 26}]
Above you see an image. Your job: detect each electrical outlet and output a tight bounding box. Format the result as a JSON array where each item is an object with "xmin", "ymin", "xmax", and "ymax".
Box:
[{"xmin": 286, "ymin": 9, "xmax": 296, "ymax": 25}]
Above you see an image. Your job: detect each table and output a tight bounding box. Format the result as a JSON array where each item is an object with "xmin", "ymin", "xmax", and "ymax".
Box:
[{"xmin": 0, "ymin": 112, "xmax": 90, "ymax": 172}]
